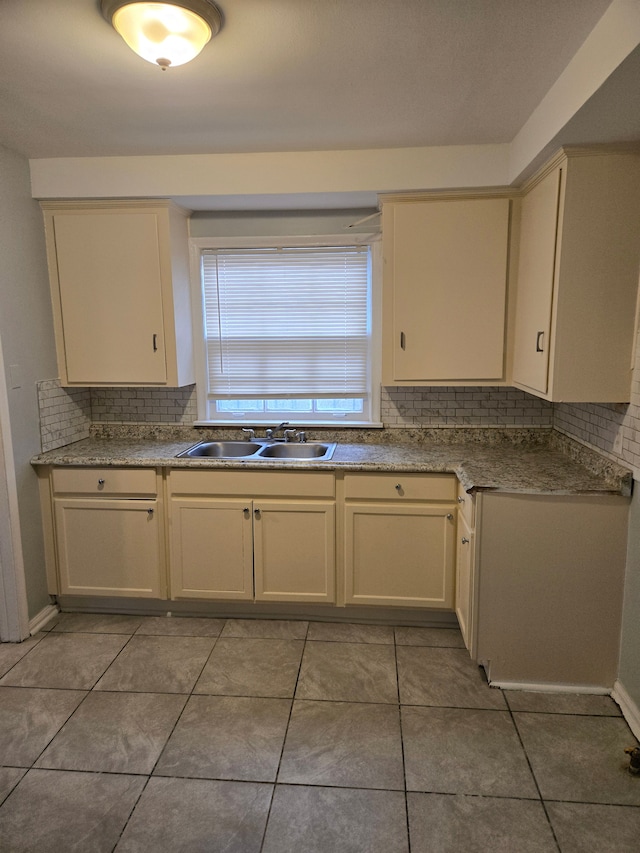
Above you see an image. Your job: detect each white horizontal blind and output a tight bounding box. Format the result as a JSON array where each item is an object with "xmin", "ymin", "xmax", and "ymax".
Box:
[{"xmin": 202, "ymin": 246, "xmax": 370, "ymax": 397}]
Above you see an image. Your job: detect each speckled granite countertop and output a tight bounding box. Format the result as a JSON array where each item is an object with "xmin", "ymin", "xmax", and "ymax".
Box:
[{"xmin": 31, "ymin": 430, "xmax": 633, "ymax": 496}]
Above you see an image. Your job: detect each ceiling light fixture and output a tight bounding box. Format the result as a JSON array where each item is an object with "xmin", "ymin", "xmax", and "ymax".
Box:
[{"xmin": 101, "ymin": 0, "xmax": 222, "ymax": 70}]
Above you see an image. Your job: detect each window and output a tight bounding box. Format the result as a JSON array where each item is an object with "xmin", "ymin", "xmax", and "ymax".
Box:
[{"xmin": 194, "ymin": 240, "xmax": 378, "ymax": 425}]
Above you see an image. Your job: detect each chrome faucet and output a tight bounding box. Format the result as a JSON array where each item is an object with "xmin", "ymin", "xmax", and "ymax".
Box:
[
  {"xmin": 241, "ymin": 428, "xmax": 256, "ymax": 441},
  {"xmin": 265, "ymin": 421, "xmax": 289, "ymax": 440}
]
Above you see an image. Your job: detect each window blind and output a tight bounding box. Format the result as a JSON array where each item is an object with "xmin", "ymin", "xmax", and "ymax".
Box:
[{"xmin": 202, "ymin": 246, "xmax": 370, "ymax": 398}]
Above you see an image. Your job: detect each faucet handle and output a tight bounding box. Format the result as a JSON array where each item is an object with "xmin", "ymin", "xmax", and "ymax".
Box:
[
  {"xmin": 283, "ymin": 429, "xmax": 298, "ymax": 442},
  {"xmin": 241, "ymin": 428, "xmax": 256, "ymax": 441}
]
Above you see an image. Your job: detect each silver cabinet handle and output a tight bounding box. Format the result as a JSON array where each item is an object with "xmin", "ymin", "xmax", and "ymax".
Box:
[
  {"xmin": 153, "ymin": 333, "xmax": 158, "ymax": 352},
  {"xmin": 254, "ymin": 508, "xmax": 261, "ymax": 518},
  {"xmin": 147, "ymin": 508, "xmax": 154, "ymax": 517},
  {"xmin": 536, "ymin": 331, "xmax": 544, "ymax": 352},
  {"xmin": 97, "ymin": 478, "xmax": 105, "ymax": 486},
  {"xmin": 446, "ymin": 513, "xmax": 453, "ymax": 521},
  {"xmin": 395, "ymin": 484, "xmax": 402, "ymax": 491},
  {"xmin": 400, "ymin": 331, "xmax": 406, "ymax": 350},
  {"xmin": 461, "ymin": 537, "xmax": 469, "ymax": 544},
  {"xmin": 457, "ymin": 496, "xmax": 465, "ymax": 504},
  {"xmin": 243, "ymin": 507, "xmax": 250, "ymax": 514}
]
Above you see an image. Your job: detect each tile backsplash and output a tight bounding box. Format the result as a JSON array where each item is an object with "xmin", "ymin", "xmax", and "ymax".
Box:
[
  {"xmin": 37, "ymin": 379, "xmax": 91, "ymax": 453},
  {"xmin": 37, "ymin": 380, "xmax": 553, "ymax": 452},
  {"xmin": 553, "ymin": 327, "xmax": 640, "ymax": 477},
  {"xmin": 90, "ymin": 386, "xmax": 197, "ymax": 424},
  {"xmin": 382, "ymin": 386, "xmax": 552, "ymax": 428}
]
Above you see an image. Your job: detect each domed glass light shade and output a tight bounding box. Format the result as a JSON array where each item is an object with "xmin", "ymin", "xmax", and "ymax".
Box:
[{"xmin": 101, "ymin": 1, "xmax": 222, "ymax": 69}]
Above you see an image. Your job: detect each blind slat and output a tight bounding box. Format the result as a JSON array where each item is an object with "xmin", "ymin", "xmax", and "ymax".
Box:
[{"xmin": 202, "ymin": 246, "xmax": 370, "ymax": 398}]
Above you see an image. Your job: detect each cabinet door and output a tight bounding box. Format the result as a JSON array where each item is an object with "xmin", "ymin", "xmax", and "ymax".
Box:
[
  {"xmin": 344, "ymin": 503, "xmax": 455, "ymax": 608},
  {"xmin": 512, "ymin": 167, "xmax": 562, "ymax": 394},
  {"xmin": 253, "ymin": 501, "xmax": 335, "ymax": 603},
  {"xmin": 54, "ymin": 499, "xmax": 162, "ymax": 597},
  {"xmin": 388, "ymin": 198, "xmax": 509, "ymax": 381},
  {"xmin": 170, "ymin": 499, "xmax": 254, "ymax": 600},
  {"xmin": 455, "ymin": 512, "xmax": 474, "ymax": 650},
  {"xmin": 52, "ymin": 211, "xmax": 167, "ymax": 384}
]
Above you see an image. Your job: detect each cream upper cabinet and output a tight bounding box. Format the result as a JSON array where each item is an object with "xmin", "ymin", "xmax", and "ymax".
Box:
[
  {"xmin": 512, "ymin": 149, "xmax": 640, "ymax": 402},
  {"xmin": 382, "ymin": 196, "xmax": 511, "ymax": 385},
  {"xmin": 41, "ymin": 200, "xmax": 194, "ymax": 387}
]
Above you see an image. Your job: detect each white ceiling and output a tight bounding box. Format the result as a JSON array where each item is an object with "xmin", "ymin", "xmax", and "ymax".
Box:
[{"xmin": 0, "ymin": 0, "xmax": 618, "ymax": 160}]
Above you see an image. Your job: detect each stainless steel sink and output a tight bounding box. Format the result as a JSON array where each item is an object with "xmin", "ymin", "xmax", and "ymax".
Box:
[
  {"xmin": 177, "ymin": 441, "xmax": 262, "ymax": 458},
  {"xmin": 177, "ymin": 439, "xmax": 337, "ymax": 461},
  {"xmin": 257, "ymin": 442, "xmax": 336, "ymax": 460}
]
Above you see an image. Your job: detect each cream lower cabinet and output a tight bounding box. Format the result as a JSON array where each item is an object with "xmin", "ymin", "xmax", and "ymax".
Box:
[
  {"xmin": 455, "ymin": 481, "xmax": 476, "ymax": 651},
  {"xmin": 169, "ymin": 470, "xmax": 336, "ymax": 603},
  {"xmin": 45, "ymin": 467, "xmax": 165, "ymax": 598},
  {"xmin": 472, "ymin": 491, "xmax": 629, "ymax": 688},
  {"xmin": 344, "ymin": 473, "xmax": 456, "ymax": 608}
]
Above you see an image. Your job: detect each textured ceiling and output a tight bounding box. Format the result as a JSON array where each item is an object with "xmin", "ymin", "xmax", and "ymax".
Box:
[{"xmin": 0, "ymin": 0, "xmax": 614, "ymax": 159}]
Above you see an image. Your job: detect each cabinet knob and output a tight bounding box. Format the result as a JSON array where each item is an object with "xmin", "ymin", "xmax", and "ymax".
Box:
[
  {"xmin": 97, "ymin": 478, "xmax": 105, "ymax": 486},
  {"xmin": 457, "ymin": 496, "xmax": 465, "ymax": 504},
  {"xmin": 446, "ymin": 513, "xmax": 453, "ymax": 521},
  {"xmin": 461, "ymin": 536, "xmax": 470, "ymax": 545},
  {"xmin": 147, "ymin": 508, "xmax": 154, "ymax": 517},
  {"xmin": 254, "ymin": 508, "xmax": 261, "ymax": 518},
  {"xmin": 395, "ymin": 483, "xmax": 402, "ymax": 491},
  {"xmin": 243, "ymin": 507, "xmax": 250, "ymax": 514}
]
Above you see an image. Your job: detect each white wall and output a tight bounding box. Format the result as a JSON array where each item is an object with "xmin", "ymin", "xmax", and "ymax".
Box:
[{"xmin": 0, "ymin": 143, "xmax": 58, "ymax": 619}]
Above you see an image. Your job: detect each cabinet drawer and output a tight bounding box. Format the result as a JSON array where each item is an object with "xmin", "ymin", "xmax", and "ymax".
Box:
[
  {"xmin": 344, "ymin": 473, "xmax": 456, "ymax": 502},
  {"xmin": 52, "ymin": 467, "xmax": 157, "ymax": 497},
  {"xmin": 457, "ymin": 481, "xmax": 475, "ymax": 527},
  {"xmin": 169, "ymin": 469, "xmax": 335, "ymax": 498}
]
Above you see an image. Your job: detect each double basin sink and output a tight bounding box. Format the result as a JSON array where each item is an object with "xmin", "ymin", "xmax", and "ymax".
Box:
[{"xmin": 177, "ymin": 439, "xmax": 337, "ymax": 461}]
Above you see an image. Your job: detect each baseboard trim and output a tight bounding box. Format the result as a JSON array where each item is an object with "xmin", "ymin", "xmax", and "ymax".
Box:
[
  {"xmin": 489, "ymin": 680, "xmax": 610, "ymax": 695},
  {"xmin": 612, "ymin": 680, "xmax": 640, "ymax": 741},
  {"xmin": 29, "ymin": 604, "xmax": 59, "ymax": 635}
]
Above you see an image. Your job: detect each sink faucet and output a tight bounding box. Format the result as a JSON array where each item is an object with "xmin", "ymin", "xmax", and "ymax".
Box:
[{"xmin": 265, "ymin": 421, "xmax": 289, "ymax": 440}]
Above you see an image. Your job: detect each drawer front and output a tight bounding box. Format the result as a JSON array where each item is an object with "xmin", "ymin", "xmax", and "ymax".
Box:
[
  {"xmin": 457, "ymin": 481, "xmax": 476, "ymax": 527},
  {"xmin": 344, "ymin": 473, "xmax": 456, "ymax": 502},
  {"xmin": 52, "ymin": 467, "xmax": 157, "ymax": 496},
  {"xmin": 169, "ymin": 469, "xmax": 335, "ymax": 498}
]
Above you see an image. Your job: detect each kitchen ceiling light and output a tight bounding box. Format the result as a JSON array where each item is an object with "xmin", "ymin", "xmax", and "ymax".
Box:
[{"xmin": 101, "ymin": 0, "xmax": 222, "ymax": 70}]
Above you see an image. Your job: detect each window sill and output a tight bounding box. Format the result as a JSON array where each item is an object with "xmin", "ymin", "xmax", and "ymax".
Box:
[{"xmin": 193, "ymin": 420, "xmax": 384, "ymax": 429}]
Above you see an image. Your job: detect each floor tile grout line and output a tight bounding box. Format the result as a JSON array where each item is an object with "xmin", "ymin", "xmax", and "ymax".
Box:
[
  {"xmin": 258, "ymin": 628, "xmax": 308, "ymax": 852},
  {"xmin": 106, "ymin": 619, "xmax": 229, "ymax": 851},
  {"xmin": 507, "ymin": 703, "xmax": 563, "ymax": 853},
  {"xmin": 394, "ymin": 628, "xmax": 413, "ymax": 853}
]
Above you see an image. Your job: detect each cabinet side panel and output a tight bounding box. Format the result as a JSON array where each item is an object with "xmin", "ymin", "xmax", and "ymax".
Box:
[
  {"xmin": 166, "ymin": 205, "xmax": 195, "ymax": 387},
  {"xmin": 476, "ymin": 493, "xmax": 628, "ymax": 687}
]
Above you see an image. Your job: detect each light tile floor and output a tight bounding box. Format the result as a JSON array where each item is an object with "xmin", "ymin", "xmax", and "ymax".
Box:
[{"xmin": 1, "ymin": 613, "xmax": 639, "ymax": 852}]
